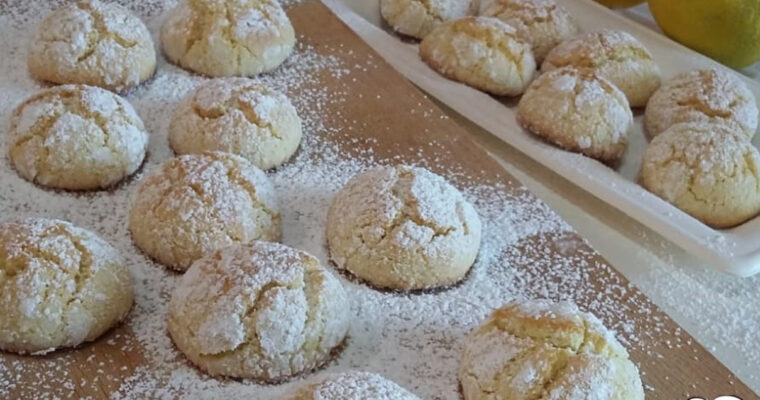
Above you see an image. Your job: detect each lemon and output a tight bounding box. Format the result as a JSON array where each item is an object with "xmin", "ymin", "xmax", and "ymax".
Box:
[
  {"xmin": 649, "ymin": 0, "xmax": 760, "ymax": 68},
  {"xmin": 593, "ymin": 0, "xmax": 645, "ymax": 8}
]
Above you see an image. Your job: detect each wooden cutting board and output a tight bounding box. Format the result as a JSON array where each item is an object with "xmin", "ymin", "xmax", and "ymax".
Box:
[{"xmin": 0, "ymin": 1, "xmax": 757, "ymax": 399}]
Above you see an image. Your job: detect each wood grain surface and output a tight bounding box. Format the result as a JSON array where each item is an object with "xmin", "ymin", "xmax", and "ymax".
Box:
[{"xmin": 1, "ymin": 1, "xmax": 757, "ymax": 399}]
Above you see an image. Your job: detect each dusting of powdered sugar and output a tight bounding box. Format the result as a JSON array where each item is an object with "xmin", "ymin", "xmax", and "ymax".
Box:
[
  {"xmin": 325, "ymin": 164, "xmax": 482, "ymax": 288},
  {"xmin": 288, "ymin": 371, "xmax": 421, "ymax": 399},
  {"xmin": 0, "ymin": 0, "xmax": 749, "ymax": 399},
  {"xmin": 645, "ymin": 68, "xmax": 759, "ymax": 136}
]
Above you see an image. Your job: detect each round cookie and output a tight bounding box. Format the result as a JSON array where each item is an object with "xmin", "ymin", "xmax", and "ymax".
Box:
[
  {"xmin": 542, "ymin": 29, "xmax": 661, "ymax": 107},
  {"xmin": 161, "ymin": 0, "xmax": 295, "ymax": 77},
  {"xmin": 169, "ymin": 78, "xmax": 302, "ymax": 169},
  {"xmin": 460, "ymin": 299, "xmax": 644, "ymax": 400},
  {"xmin": 640, "ymin": 122, "xmax": 760, "ymax": 228},
  {"xmin": 128, "ymin": 152, "xmax": 280, "ymax": 271},
  {"xmin": 168, "ymin": 241, "xmax": 349, "ymax": 381},
  {"xmin": 480, "ymin": 0, "xmax": 579, "ymax": 64},
  {"xmin": 0, "ymin": 218, "xmax": 134, "ymax": 355},
  {"xmin": 380, "ymin": 0, "xmax": 477, "ymax": 40},
  {"xmin": 289, "ymin": 371, "xmax": 421, "ymax": 400},
  {"xmin": 645, "ymin": 68, "xmax": 759, "ymax": 138},
  {"xmin": 419, "ymin": 16, "xmax": 536, "ymax": 96},
  {"xmin": 28, "ymin": 0, "xmax": 156, "ymax": 92},
  {"xmin": 7, "ymin": 84, "xmax": 149, "ymax": 191},
  {"xmin": 327, "ymin": 165, "xmax": 482, "ymax": 291},
  {"xmin": 517, "ymin": 66, "xmax": 632, "ymax": 165}
]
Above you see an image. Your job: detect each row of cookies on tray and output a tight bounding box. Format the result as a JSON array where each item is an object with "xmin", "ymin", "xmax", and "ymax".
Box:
[{"xmin": 382, "ymin": 0, "xmax": 760, "ymax": 229}]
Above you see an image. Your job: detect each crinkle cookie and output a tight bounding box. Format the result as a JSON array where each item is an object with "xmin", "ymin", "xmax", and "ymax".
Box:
[
  {"xmin": 480, "ymin": 0, "xmax": 579, "ymax": 63},
  {"xmin": 168, "ymin": 241, "xmax": 349, "ymax": 380},
  {"xmin": 28, "ymin": 0, "xmax": 156, "ymax": 92},
  {"xmin": 645, "ymin": 68, "xmax": 758, "ymax": 138},
  {"xmin": 288, "ymin": 371, "xmax": 421, "ymax": 400},
  {"xmin": 460, "ymin": 299, "xmax": 644, "ymax": 400},
  {"xmin": 128, "ymin": 152, "xmax": 280, "ymax": 271},
  {"xmin": 7, "ymin": 84, "xmax": 149, "ymax": 190},
  {"xmin": 169, "ymin": 78, "xmax": 302, "ymax": 169},
  {"xmin": 542, "ymin": 29, "xmax": 660, "ymax": 107},
  {"xmin": 380, "ymin": 0, "xmax": 477, "ymax": 39},
  {"xmin": 420, "ymin": 16, "xmax": 536, "ymax": 96},
  {"xmin": 327, "ymin": 165, "xmax": 482, "ymax": 291},
  {"xmin": 517, "ymin": 67, "xmax": 632, "ymax": 165},
  {"xmin": 0, "ymin": 218, "xmax": 134, "ymax": 355},
  {"xmin": 640, "ymin": 122, "xmax": 760, "ymax": 228},
  {"xmin": 161, "ymin": 0, "xmax": 295, "ymax": 77}
]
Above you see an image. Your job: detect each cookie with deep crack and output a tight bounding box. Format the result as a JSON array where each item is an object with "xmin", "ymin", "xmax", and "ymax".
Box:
[
  {"xmin": 6, "ymin": 84, "xmax": 149, "ymax": 191},
  {"xmin": 327, "ymin": 165, "xmax": 482, "ymax": 291},
  {"xmin": 420, "ymin": 16, "xmax": 535, "ymax": 96},
  {"xmin": 28, "ymin": 0, "xmax": 156, "ymax": 92},
  {"xmin": 542, "ymin": 29, "xmax": 660, "ymax": 107},
  {"xmin": 645, "ymin": 68, "xmax": 759, "ymax": 139},
  {"xmin": 640, "ymin": 122, "xmax": 760, "ymax": 228},
  {"xmin": 161, "ymin": 0, "xmax": 295, "ymax": 77},
  {"xmin": 459, "ymin": 299, "xmax": 644, "ymax": 400},
  {"xmin": 128, "ymin": 151, "xmax": 281, "ymax": 271},
  {"xmin": 169, "ymin": 78, "xmax": 302, "ymax": 169},
  {"xmin": 380, "ymin": 0, "xmax": 477, "ymax": 39},
  {"xmin": 0, "ymin": 218, "xmax": 134, "ymax": 355},
  {"xmin": 480, "ymin": 0, "xmax": 579, "ymax": 64},
  {"xmin": 517, "ymin": 67, "xmax": 632, "ymax": 165},
  {"xmin": 288, "ymin": 371, "xmax": 421, "ymax": 400},
  {"xmin": 168, "ymin": 241, "xmax": 349, "ymax": 380}
]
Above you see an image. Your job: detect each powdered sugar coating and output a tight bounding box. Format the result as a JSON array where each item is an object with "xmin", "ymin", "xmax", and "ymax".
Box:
[
  {"xmin": 161, "ymin": 0, "xmax": 296, "ymax": 77},
  {"xmin": 459, "ymin": 299, "xmax": 643, "ymax": 400},
  {"xmin": 419, "ymin": 16, "xmax": 536, "ymax": 96},
  {"xmin": 0, "ymin": 218, "xmax": 134, "ymax": 355},
  {"xmin": 168, "ymin": 241, "xmax": 349, "ymax": 380},
  {"xmin": 28, "ymin": 0, "xmax": 156, "ymax": 92},
  {"xmin": 327, "ymin": 165, "xmax": 482, "ymax": 290},
  {"xmin": 542, "ymin": 29, "xmax": 660, "ymax": 107},
  {"xmin": 517, "ymin": 66, "xmax": 632, "ymax": 164},
  {"xmin": 640, "ymin": 122, "xmax": 760, "ymax": 228},
  {"xmin": 7, "ymin": 84, "xmax": 149, "ymax": 190},
  {"xmin": 380, "ymin": 0, "xmax": 477, "ymax": 39},
  {"xmin": 645, "ymin": 68, "xmax": 759, "ymax": 138},
  {"xmin": 169, "ymin": 78, "xmax": 303, "ymax": 169},
  {"xmin": 480, "ymin": 0, "xmax": 579, "ymax": 63},
  {"xmin": 289, "ymin": 371, "xmax": 420, "ymax": 399},
  {"xmin": 128, "ymin": 151, "xmax": 281, "ymax": 271}
]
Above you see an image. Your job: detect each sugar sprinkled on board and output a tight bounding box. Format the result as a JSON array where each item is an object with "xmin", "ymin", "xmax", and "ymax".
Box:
[{"xmin": 0, "ymin": 0, "xmax": 755, "ymax": 399}]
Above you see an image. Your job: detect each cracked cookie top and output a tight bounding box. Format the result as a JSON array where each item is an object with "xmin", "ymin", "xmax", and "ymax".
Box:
[
  {"xmin": 28, "ymin": 0, "xmax": 156, "ymax": 92},
  {"xmin": 161, "ymin": 0, "xmax": 295, "ymax": 77},
  {"xmin": 542, "ymin": 29, "xmax": 661, "ymax": 107},
  {"xmin": 645, "ymin": 68, "xmax": 759, "ymax": 139},
  {"xmin": 459, "ymin": 299, "xmax": 644, "ymax": 400},
  {"xmin": 288, "ymin": 371, "xmax": 421, "ymax": 400},
  {"xmin": 640, "ymin": 122, "xmax": 760, "ymax": 229},
  {"xmin": 380, "ymin": 0, "xmax": 477, "ymax": 39},
  {"xmin": 7, "ymin": 84, "xmax": 149, "ymax": 191},
  {"xmin": 128, "ymin": 151, "xmax": 281, "ymax": 271},
  {"xmin": 0, "ymin": 218, "xmax": 134, "ymax": 355},
  {"xmin": 326, "ymin": 165, "xmax": 482, "ymax": 291},
  {"xmin": 517, "ymin": 66, "xmax": 632, "ymax": 165},
  {"xmin": 169, "ymin": 78, "xmax": 302, "ymax": 169},
  {"xmin": 480, "ymin": 0, "xmax": 579, "ymax": 63},
  {"xmin": 419, "ymin": 16, "xmax": 536, "ymax": 96},
  {"xmin": 167, "ymin": 241, "xmax": 349, "ymax": 380}
]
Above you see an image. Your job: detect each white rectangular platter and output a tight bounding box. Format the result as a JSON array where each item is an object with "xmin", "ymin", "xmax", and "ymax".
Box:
[{"xmin": 324, "ymin": 0, "xmax": 760, "ymax": 276}]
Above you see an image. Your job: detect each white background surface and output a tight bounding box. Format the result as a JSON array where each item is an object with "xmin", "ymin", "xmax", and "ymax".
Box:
[{"xmin": 338, "ymin": 0, "xmax": 760, "ymax": 394}]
